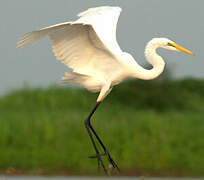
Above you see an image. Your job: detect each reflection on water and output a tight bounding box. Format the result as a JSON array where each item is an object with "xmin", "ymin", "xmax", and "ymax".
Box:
[{"xmin": 0, "ymin": 176, "xmax": 203, "ymax": 180}]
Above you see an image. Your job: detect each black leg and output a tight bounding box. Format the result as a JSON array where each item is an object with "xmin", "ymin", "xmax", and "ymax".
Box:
[
  {"xmin": 84, "ymin": 102, "xmax": 107, "ymax": 174},
  {"xmin": 84, "ymin": 102, "xmax": 120, "ymax": 174},
  {"xmin": 89, "ymin": 123, "xmax": 120, "ymax": 171},
  {"xmin": 85, "ymin": 118, "xmax": 107, "ymax": 174}
]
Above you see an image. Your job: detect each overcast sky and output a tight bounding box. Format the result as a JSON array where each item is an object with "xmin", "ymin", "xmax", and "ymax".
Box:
[{"xmin": 1, "ymin": 0, "xmax": 203, "ymax": 95}]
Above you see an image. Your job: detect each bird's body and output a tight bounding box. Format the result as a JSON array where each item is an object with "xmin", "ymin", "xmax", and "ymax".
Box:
[{"xmin": 17, "ymin": 6, "xmax": 194, "ymax": 174}]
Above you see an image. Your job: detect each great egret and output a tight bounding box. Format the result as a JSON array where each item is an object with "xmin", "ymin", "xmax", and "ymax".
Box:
[{"xmin": 17, "ymin": 6, "xmax": 194, "ymax": 174}]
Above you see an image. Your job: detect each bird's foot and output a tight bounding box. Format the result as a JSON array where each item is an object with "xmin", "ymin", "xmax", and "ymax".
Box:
[
  {"xmin": 89, "ymin": 151, "xmax": 120, "ymax": 173},
  {"xmin": 105, "ymin": 150, "xmax": 120, "ymax": 172},
  {"xmin": 89, "ymin": 153, "xmax": 108, "ymax": 174}
]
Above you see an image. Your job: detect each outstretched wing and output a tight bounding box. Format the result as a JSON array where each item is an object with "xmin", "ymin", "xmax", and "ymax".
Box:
[
  {"xmin": 17, "ymin": 6, "xmax": 123, "ymax": 74},
  {"xmin": 75, "ymin": 6, "xmax": 122, "ymax": 54}
]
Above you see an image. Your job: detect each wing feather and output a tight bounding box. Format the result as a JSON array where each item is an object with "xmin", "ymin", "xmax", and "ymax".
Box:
[
  {"xmin": 16, "ymin": 22, "xmax": 70, "ymax": 48},
  {"xmin": 17, "ymin": 6, "xmax": 123, "ymax": 76},
  {"xmin": 49, "ymin": 24, "xmax": 116, "ymax": 71},
  {"xmin": 75, "ymin": 6, "xmax": 122, "ymax": 55}
]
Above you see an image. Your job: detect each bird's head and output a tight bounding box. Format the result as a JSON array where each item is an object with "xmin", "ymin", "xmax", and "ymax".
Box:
[{"xmin": 149, "ymin": 38, "xmax": 194, "ymax": 56}]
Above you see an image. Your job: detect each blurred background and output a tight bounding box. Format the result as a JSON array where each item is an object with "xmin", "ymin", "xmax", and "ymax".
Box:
[{"xmin": 0, "ymin": 0, "xmax": 204, "ymax": 177}]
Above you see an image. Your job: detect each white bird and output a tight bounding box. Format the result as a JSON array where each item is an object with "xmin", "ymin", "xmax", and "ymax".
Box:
[{"xmin": 17, "ymin": 6, "xmax": 194, "ymax": 174}]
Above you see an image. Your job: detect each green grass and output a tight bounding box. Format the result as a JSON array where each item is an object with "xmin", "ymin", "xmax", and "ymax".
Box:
[{"xmin": 0, "ymin": 79, "xmax": 204, "ymax": 176}]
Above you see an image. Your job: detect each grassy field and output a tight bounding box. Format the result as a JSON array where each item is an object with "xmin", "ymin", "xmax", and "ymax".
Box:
[{"xmin": 0, "ymin": 79, "xmax": 204, "ymax": 176}]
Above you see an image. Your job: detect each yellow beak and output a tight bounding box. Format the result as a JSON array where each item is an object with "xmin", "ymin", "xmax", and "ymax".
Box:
[{"xmin": 169, "ymin": 42, "xmax": 195, "ymax": 56}]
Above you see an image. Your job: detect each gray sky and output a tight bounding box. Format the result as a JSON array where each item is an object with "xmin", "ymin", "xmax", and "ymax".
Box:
[{"xmin": 1, "ymin": 0, "xmax": 203, "ymax": 95}]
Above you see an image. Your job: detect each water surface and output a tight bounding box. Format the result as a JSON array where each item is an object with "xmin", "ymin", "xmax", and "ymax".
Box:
[{"xmin": 0, "ymin": 176, "xmax": 203, "ymax": 180}]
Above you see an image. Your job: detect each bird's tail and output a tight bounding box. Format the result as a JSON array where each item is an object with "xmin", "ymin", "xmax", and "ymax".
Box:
[
  {"xmin": 62, "ymin": 72, "xmax": 90, "ymax": 84},
  {"xmin": 62, "ymin": 71, "xmax": 102, "ymax": 93}
]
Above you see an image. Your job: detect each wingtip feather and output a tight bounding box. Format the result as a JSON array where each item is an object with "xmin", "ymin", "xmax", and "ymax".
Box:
[{"xmin": 77, "ymin": 6, "xmax": 122, "ymax": 17}]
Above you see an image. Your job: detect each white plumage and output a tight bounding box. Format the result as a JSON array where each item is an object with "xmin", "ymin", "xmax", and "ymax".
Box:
[
  {"xmin": 17, "ymin": 6, "xmax": 193, "ymax": 102},
  {"xmin": 17, "ymin": 6, "xmax": 194, "ymax": 174},
  {"xmin": 17, "ymin": 7, "xmax": 127, "ymax": 101}
]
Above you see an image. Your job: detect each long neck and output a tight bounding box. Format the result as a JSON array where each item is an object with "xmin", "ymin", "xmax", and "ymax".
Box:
[{"xmin": 130, "ymin": 40, "xmax": 166, "ymax": 80}]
